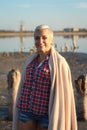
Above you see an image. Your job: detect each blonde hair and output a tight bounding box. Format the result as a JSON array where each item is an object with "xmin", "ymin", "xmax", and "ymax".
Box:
[{"xmin": 34, "ymin": 24, "xmax": 54, "ymax": 39}]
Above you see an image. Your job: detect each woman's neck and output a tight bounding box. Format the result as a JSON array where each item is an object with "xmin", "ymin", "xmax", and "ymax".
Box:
[{"xmin": 38, "ymin": 50, "xmax": 50, "ymax": 63}]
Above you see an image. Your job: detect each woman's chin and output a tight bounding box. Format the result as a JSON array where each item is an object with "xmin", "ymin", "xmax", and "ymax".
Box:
[{"xmin": 38, "ymin": 48, "xmax": 45, "ymax": 53}]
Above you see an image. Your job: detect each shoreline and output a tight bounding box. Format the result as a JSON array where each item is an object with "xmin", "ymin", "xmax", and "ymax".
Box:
[{"xmin": 0, "ymin": 31, "xmax": 87, "ymax": 37}]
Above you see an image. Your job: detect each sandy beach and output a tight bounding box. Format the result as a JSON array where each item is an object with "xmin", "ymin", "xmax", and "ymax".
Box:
[{"xmin": 0, "ymin": 51, "xmax": 87, "ymax": 130}]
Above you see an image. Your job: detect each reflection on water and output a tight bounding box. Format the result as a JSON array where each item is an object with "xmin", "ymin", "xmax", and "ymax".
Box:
[
  {"xmin": 62, "ymin": 35, "xmax": 87, "ymax": 53},
  {"xmin": 62, "ymin": 35, "xmax": 79, "ymax": 52},
  {"xmin": 64, "ymin": 35, "xmax": 79, "ymax": 47},
  {"xmin": 72, "ymin": 35, "xmax": 79, "ymax": 48},
  {"xmin": 0, "ymin": 35, "xmax": 87, "ymax": 53},
  {"xmin": 20, "ymin": 36, "xmax": 26, "ymax": 52}
]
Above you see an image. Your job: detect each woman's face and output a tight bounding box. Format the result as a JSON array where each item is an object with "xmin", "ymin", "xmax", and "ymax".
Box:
[{"xmin": 34, "ymin": 29, "xmax": 53, "ymax": 53}]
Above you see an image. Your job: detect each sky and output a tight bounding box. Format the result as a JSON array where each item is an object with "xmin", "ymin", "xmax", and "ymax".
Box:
[{"xmin": 0, "ymin": 0, "xmax": 87, "ymax": 31}]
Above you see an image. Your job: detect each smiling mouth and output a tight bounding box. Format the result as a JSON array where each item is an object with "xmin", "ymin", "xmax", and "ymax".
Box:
[{"xmin": 39, "ymin": 45, "xmax": 45, "ymax": 48}]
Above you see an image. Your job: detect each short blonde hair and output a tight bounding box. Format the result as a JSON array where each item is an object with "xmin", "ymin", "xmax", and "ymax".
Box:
[{"xmin": 34, "ymin": 24, "xmax": 54, "ymax": 39}]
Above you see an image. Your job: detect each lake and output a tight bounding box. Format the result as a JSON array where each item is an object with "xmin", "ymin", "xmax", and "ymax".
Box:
[{"xmin": 0, "ymin": 35, "xmax": 87, "ymax": 54}]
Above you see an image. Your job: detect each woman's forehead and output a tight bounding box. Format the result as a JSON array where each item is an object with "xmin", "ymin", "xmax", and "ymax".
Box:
[{"xmin": 34, "ymin": 29, "xmax": 50, "ymax": 36}]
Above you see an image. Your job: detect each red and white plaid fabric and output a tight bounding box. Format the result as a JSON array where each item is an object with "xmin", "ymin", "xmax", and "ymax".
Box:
[{"xmin": 17, "ymin": 56, "xmax": 51, "ymax": 116}]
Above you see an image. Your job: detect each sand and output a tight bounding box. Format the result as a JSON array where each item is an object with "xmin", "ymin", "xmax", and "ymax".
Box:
[{"xmin": 0, "ymin": 51, "xmax": 87, "ymax": 130}]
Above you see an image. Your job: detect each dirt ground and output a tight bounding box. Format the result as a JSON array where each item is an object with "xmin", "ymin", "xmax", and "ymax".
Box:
[
  {"xmin": 0, "ymin": 52, "xmax": 87, "ymax": 130},
  {"xmin": 0, "ymin": 121, "xmax": 87, "ymax": 130}
]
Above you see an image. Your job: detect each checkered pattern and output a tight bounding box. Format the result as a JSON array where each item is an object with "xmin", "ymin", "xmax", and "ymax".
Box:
[{"xmin": 17, "ymin": 56, "xmax": 51, "ymax": 116}]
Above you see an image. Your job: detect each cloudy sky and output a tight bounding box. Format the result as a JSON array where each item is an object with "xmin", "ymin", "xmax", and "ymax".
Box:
[{"xmin": 0, "ymin": 0, "xmax": 87, "ymax": 30}]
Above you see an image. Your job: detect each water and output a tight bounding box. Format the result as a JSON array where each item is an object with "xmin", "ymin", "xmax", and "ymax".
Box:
[{"xmin": 0, "ymin": 35, "xmax": 87, "ymax": 53}]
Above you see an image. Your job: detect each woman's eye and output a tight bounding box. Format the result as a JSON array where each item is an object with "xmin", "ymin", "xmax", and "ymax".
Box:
[
  {"xmin": 42, "ymin": 36, "xmax": 47, "ymax": 40},
  {"xmin": 35, "ymin": 36, "xmax": 47, "ymax": 40},
  {"xmin": 35, "ymin": 36, "xmax": 40, "ymax": 40}
]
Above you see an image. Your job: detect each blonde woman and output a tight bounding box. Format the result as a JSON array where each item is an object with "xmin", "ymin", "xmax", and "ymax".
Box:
[{"xmin": 13, "ymin": 24, "xmax": 77, "ymax": 130}]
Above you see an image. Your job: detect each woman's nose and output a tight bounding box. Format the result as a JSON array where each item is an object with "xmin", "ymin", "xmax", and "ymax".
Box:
[{"xmin": 39, "ymin": 37, "xmax": 43, "ymax": 43}]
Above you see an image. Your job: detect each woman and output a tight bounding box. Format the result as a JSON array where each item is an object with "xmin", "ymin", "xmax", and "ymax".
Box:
[{"xmin": 12, "ymin": 25, "xmax": 77, "ymax": 130}]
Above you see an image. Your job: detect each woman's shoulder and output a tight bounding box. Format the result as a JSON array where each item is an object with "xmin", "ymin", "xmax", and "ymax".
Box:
[
  {"xmin": 55, "ymin": 50, "xmax": 69, "ymax": 68},
  {"xmin": 24, "ymin": 52, "xmax": 38, "ymax": 67}
]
